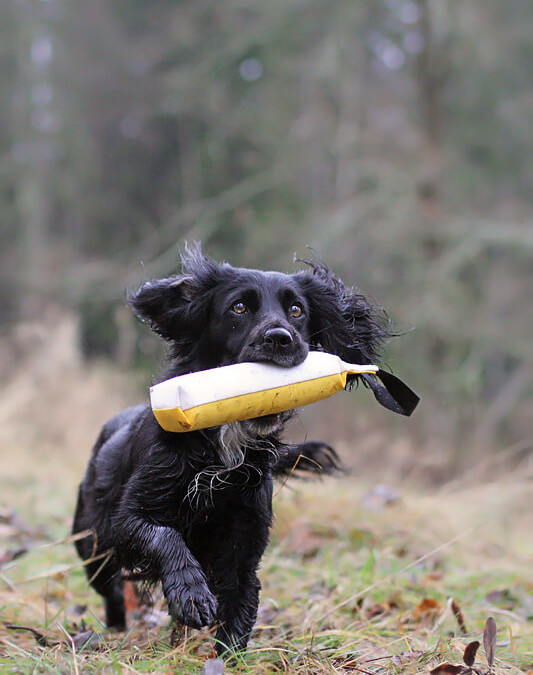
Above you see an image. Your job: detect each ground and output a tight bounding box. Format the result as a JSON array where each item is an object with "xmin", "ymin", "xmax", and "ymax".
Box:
[
  {"xmin": 1, "ymin": 473, "xmax": 531, "ymax": 674},
  {"xmin": 0, "ymin": 318, "xmax": 531, "ymax": 673}
]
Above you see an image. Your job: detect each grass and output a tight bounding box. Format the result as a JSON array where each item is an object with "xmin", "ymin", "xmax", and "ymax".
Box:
[
  {"xmin": 0, "ymin": 330, "xmax": 531, "ymax": 672},
  {"xmin": 1, "ymin": 476, "xmax": 532, "ymax": 674}
]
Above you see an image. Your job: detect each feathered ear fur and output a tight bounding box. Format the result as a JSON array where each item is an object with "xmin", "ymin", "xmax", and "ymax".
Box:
[
  {"xmin": 293, "ymin": 260, "xmax": 391, "ymax": 365},
  {"xmin": 128, "ymin": 245, "xmax": 223, "ymax": 348},
  {"xmin": 128, "ymin": 275, "xmax": 194, "ymax": 341}
]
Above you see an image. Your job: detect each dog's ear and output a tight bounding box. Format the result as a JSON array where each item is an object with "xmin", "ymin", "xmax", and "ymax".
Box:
[
  {"xmin": 129, "ymin": 247, "xmax": 224, "ymax": 345},
  {"xmin": 294, "ymin": 261, "xmax": 390, "ymax": 364},
  {"xmin": 128, "ymin": 275, "xmax": 197, "ymax": 342}
]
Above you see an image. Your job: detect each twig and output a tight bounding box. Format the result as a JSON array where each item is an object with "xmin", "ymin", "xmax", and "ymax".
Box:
[
  {"xmin": 273, "ymin": 454, "xmax": 303, "ymax": 498},
  {"xmin": 57, "ymin": 623, "xmax": 80, "ymax": 675}
]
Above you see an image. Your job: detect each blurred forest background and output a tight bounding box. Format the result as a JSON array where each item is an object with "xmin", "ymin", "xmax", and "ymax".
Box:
[{"xmin": 0, "ymin": 0, "xmax": 532, "ymax": 483}]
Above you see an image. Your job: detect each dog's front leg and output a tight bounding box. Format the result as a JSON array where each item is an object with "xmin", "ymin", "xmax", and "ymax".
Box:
[
  {"xmin": 214, "ymin": 567, "xmax": 261, "ymax": 656},
  {"xmin": 115, "ymin": 512, "xmax": 217, "ymax": 629},
  {"xmin": 273, "ymin": 441, "xmax": 343, "ymax": 476},
  {"xmin": 207, "ymin": 496, "xmax": 272, "ymax": 655}
]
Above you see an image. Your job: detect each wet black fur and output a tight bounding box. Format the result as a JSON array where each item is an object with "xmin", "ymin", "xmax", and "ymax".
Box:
[{"xmin": 72, "ymin": 246, "xmax": 390, "ymax": 655}]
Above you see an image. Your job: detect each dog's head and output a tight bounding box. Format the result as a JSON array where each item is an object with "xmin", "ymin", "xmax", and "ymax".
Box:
[{"xmin": 130, "ymin": 246, "xmax": 390, "ymax": 434}]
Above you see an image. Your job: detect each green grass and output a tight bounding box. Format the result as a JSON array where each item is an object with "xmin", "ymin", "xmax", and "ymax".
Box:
[{"xmin": 1, "ymin": 479, "xmax": 532, "ymax": 674}]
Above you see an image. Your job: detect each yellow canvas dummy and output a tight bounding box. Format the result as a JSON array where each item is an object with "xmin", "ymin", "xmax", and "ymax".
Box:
[{"xmin": 150, "ymin": 351, "xmax": 419, "ymax": 432}]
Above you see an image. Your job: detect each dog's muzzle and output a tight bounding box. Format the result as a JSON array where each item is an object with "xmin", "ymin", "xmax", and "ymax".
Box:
[{"xmin": 240, "ymin": 324, "xmax": 308, "ymax": 369}]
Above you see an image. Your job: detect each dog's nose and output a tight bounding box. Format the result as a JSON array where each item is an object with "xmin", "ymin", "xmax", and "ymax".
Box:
[{"xmin": 264, "ymin": 327, "xmax": 293, "ymax": 348}]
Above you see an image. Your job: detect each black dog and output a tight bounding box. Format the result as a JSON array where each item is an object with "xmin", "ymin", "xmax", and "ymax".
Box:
[{"xmin": 73, "ymin": 247, "xmax": 403, "ymax": 655}]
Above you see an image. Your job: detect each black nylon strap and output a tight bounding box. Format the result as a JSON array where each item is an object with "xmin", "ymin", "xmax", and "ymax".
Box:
[{"xmin": 353, "ymin": 370, "xmax": 420, "ymax": 416}]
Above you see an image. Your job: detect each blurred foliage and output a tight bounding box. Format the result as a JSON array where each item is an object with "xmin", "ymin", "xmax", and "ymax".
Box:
[{"xmin": 0, "ymin": 0, "xmax": 531, "ymax": 473}]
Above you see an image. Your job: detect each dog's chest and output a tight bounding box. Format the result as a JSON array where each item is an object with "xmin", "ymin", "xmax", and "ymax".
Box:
[{"xmin": 180, "ymin": 475, "xmax": 273, "ymax": 537}]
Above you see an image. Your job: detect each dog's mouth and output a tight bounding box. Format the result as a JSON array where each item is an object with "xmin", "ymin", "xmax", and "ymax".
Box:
[
  {"xmin": 238, "ymin": 337, "xmax": 309, "ymax": 370},
  {"xmin": 235, "ymin": 342, "xmax": 307, "ymax": 434},
  {"xmin": 239, "ymin": 350, "xmax": 308, "ymax": 370},
  {"xmin": 242, "ymin": 410, "xmax": 294, "ymax": 437}
]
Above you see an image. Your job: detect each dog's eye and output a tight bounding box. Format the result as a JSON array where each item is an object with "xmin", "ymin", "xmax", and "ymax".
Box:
[
  {"xmin": 289, "ymin": 304, "xmax": 303, "ymax": 318},
  {"xmin": 232, "ymin": 302, "xmax": 248, "ymax": 315}
]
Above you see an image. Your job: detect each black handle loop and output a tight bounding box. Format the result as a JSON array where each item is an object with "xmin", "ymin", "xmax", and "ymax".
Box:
[{"xmin": 348, "ymin": 370, "xmax": 420, "ymax": 417}]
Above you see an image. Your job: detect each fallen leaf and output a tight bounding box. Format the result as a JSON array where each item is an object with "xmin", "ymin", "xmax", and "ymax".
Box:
[
  {"xmin": 354, "ymin": 640, "xmax": 390, "ymax": 663},
  {"xmin": 45, "ymin": 588, "xmax": 67, "ymax": 603},
  {"xmin": 349, "ymin": 597, "xmax": 364, "ymax": 615},
  {"xmin": 413, "ymin": 597, "xmax": 441, "ymax": 623},
  {"xmin": 361, "ymin": 485, "xmax": 399, "ymax": 512},
  {"xmin": 483, "ymin": 616, "xmax": 497, "ymax": 669},
  {"xmin": 70, "ymin": 629, "xmax": 105, "ymax": 651},
  {"xmin": 0, "ymin": 548, "xmax": 27, "ymax": 567},
  {"xmin": 450, "ymin": 598, "xmax": 468, "ymax": 635},
  {"xmin": 427, "ymin": 571, "xmax": 444, "ymax": 581},
  {"xmin": 463, "ymin": 640, "xmax": 480, "ymax": 667},
  {"xmin": 485, "ymin": 589, "xmax": 516, "ymax": 610},
  {"xmin": 123, "ymin": 580, "xmax": 140, "ymax": 612},
  {"xmin": 429, "ymin": 664, "xmax": 464, "ymax": 675},
  {"xmin": 310, "ymin": 523, "xmax": 338, "ymax": 539},
  {"xmin": 365, "ymin": 603, "xmax": 387, "ymax": 619},
  {"xmin": 281, "ymin": 520, "xmax": 323, "ymax": 558},
  {"xmin": 202, "ymin": 658, "xmax": 225, "ymax": 675},
  {"xmin": 142, "ymin": 608, "xmax": 170, "ymax": 628},
  {"xmin": 69, "ymin": 604, "xmax": 87, "ymax": 617},
  {"xmin": 391, "ymin": 650, "xmax": 425, "ymax": 666}
]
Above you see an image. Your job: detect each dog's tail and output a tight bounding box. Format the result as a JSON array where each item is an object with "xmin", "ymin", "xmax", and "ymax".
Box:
[{"xmin": 272, "ymin": 441, "xmax": 344, "ymax": 478}]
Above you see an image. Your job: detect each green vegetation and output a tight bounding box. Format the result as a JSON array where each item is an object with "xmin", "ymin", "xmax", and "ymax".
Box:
[
  {"xmin": 0, "ymin": 344, "xmax": 530, "ymax": 672},
  {"xmin": 1, "ymin": 478, "xmax": 531, "ymax": 674}
]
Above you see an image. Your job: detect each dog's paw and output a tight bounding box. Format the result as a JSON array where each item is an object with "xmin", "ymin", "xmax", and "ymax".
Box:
[
  {"xmin": 163, "ymin": 571, "xmax": 217, "ymax": 629},
  {"xmin": 167, "ymin": 590, "xmax": 217, "ymax": 629}
]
